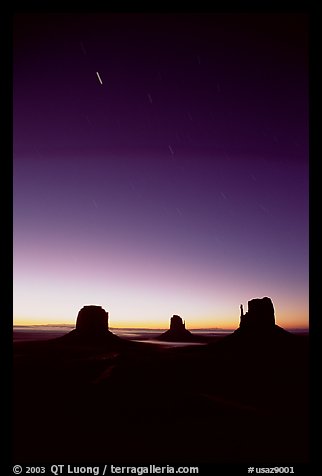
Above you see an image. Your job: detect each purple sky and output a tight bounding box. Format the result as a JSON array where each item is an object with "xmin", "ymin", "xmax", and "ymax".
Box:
[{"xmin": 13, "ymin": 12, "xmax": 309, "ymax": 328}]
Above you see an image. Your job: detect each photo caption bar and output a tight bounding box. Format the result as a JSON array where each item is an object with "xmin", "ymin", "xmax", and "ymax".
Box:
[{"xmin": 11, "ymin": 464, "xmax": 310, "ymax": 476}]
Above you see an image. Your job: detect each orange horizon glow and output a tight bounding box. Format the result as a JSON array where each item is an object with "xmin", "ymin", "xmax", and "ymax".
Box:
[
  {"xmin": 13, "ymin": 310, "xmax": 309, "ymax": 330},
  {"xmin": 13, "ymin": 272, "xmax": 309, "ymax": 331}
]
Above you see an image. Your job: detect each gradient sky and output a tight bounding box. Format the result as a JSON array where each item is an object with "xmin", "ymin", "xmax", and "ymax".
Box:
[{"xmin": 13, "ymin": 11, "xmax": 309, "ymax": 329}]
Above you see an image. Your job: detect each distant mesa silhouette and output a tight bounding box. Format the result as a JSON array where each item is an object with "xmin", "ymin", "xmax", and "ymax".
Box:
[
  {"xmin": 157, "ymin": 314, "xmax": 201, "ymax": 342},
  {"xmin": 233, "ymin": 296, "xmax": 291, "ymax": 339},
  {"xmin": 76, "ymin": 305, "xmax": 109, "ymax": 334},
  {"xmin": 57, "ymin": 305, "xmax": 128, "ymax": 348},
  {"xmin": 240, "ymin": 297, "xmax": 275, "ymax": 330}
]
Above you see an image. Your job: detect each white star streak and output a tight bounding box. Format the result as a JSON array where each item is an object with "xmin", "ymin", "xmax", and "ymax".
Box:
[{"xmin": 96, "ymin": 72, "xmax": 103, "ymax": 85}]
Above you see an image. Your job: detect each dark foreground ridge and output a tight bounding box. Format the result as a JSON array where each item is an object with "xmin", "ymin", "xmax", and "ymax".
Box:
[{"xmin": 13, "ymin": 297, "xmax": 308, "ymax": 464}]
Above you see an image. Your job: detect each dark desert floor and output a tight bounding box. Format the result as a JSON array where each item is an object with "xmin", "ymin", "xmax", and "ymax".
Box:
[{"xmin": 13, "ymin": 327, "xmax": 309, "ymax": 465}]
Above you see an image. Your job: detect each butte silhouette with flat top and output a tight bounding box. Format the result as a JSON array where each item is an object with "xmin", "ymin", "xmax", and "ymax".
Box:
[
  {"xmin": 156, "ymin": 314, "xmax": 205, "ymax": 342},
  {"xmin": 220, "ymin": 296, "xmax": 295, "ymax": 349},
  {"xmin": 56, "ymin": 305, "xmax": 132, "ymax": 349}
]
